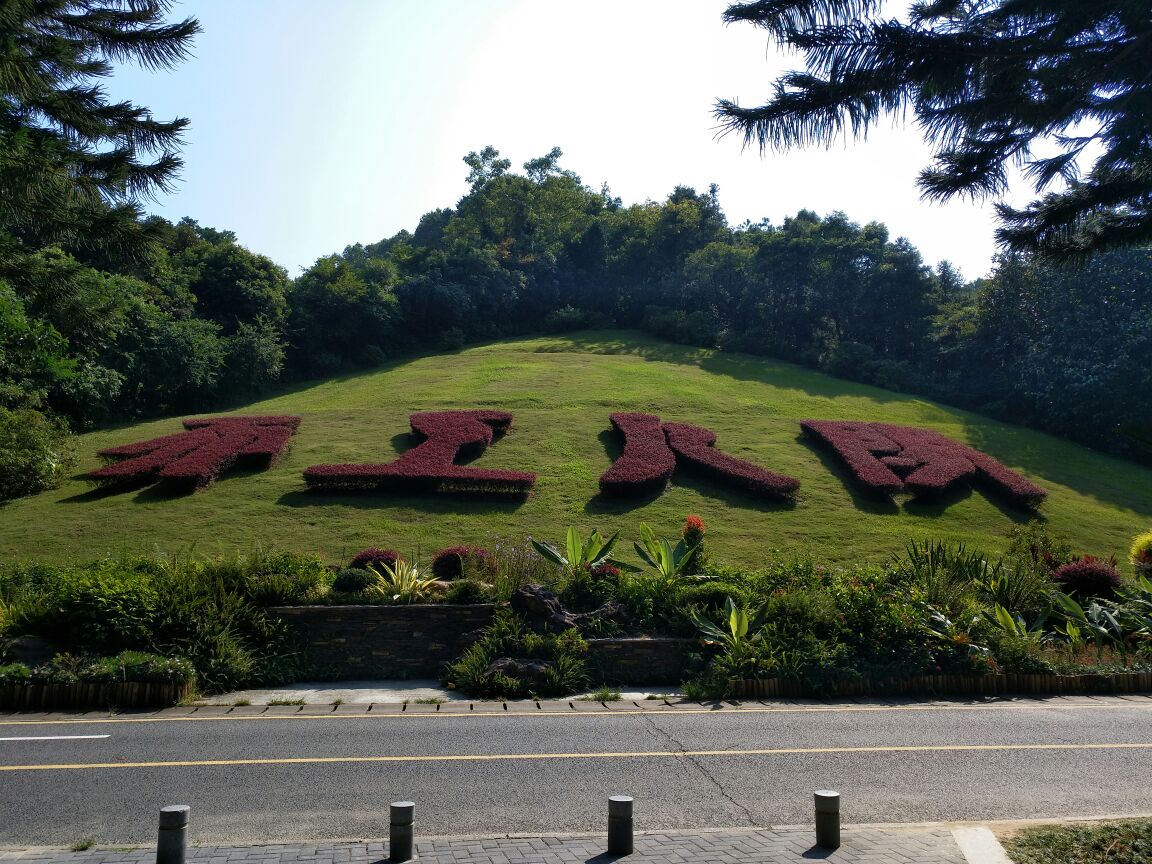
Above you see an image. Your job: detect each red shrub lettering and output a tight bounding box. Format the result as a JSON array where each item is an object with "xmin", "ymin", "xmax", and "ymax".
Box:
[
  {"xmin": 598, "ymin": 413, "xmax": 677, "ymax": 496},
  {"xmin": 303, "ymin": 410, "xmax": 535, "ymax": 497},
  {"xmin": 89, "ymin": 416, "xmax": 300, "ymax": 492},
  {"xmin": 599, "ymin": 413, "xmax": 799, "ymax": 500},
  {"xmin": 801, "ymin": 420, "xmax": 1045, "ymax": 507},
  {"xmin": 663, "ymin": 422, "xmax": 800, "ymax": 500}
]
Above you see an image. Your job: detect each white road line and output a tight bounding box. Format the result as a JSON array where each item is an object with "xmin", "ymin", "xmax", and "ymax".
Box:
[{"xmin": 0, "ymin": 735, "xmax": 111, "ymax": 742}]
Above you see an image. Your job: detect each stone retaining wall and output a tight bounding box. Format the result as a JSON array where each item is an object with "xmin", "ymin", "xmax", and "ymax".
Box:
[
  {"xmin": 270, "ymin": 605, "xmax": 695, "ymax": 684},
  {"xmin": 586, "ymin": 637, "xmax": 695, "ymax": 685},
  {"xmin": 270, "ymin": 604, "xmax": 496, "ymax": 679}
]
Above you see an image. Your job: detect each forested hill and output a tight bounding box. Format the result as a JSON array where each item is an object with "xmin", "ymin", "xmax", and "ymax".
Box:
[{"xmin": 3, "ymin": 146, "xmax": 1150, "ymax": 501}]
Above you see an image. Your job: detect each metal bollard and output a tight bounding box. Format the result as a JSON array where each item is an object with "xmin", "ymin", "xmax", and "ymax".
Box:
[
  {"xmin": 389, "ymin": 801, "xmax": 415, "ymax": 862},
  {"xmin": 156, "ymin": 805, "xmax": 190, "ymax": 864},
  {"xmin": 814, "ymin": 790, "xmax": 840, "ymax": 849},
  {"xmin": 607, "ymin": 795, "xmax": 634, "ymax": 856}
]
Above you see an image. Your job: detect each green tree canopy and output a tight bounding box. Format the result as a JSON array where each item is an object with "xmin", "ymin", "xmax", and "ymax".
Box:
[
  {"xmin": 715, "ymin": 0, "xmax": 1152, "ymax": 260},
  {"xmin": 0, "ymin": 0, "xmax": 200, "ymax": 250}
]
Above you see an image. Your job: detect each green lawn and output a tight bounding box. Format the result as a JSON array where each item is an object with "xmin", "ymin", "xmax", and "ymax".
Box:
[{"xmin": 3, "ymin": 331, "xmax": 1150, "ymax": 568}]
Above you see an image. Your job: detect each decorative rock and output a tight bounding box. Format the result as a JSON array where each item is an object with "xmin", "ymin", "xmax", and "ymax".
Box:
[
  {"xmin": 486, "ymin": 657, "xmax": 554, "ymax": 688},
  {"xmin": 511, "ymin": 584, "xmax": 627, "ymax": 633}
]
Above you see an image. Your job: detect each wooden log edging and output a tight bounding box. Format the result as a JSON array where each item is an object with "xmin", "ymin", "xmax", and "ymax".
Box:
[
  {"xmin": 0, "ymin": 681, "xmax": 194, "ymax": 711},
  {"xmin": 729, "ymin": 672, "xmax": 1152, "ymax": 699}
]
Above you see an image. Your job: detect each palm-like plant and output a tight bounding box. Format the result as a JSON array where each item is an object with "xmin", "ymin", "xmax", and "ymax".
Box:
[
  {"xmin": 633, "ymin": 523, "xmax": 701, "ymax": 585},
  {"xmin": 1052, "ymin": 592, "xmax": 1125, "ymax": 660},
  {"xmin": 689, "ymin": 596, "xmax": 770, "ymax": 674},
  {"xmin": 530, "ymin": 527, "xmax": 628, "ymax": 579}
]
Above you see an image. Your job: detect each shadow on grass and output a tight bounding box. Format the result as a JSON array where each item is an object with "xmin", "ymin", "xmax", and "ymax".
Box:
[
  {"xmin": 583, "ymin": 487, "xmax": 667, "ymax": 516},
  {"xmin": 796, "ymin": 436, "xmax": 900, "ymax": 516},
  {"xmin": 276, "ymin": 489, "xmax": 528, "ymax": 515},
  {"xmin": 538, "ymin": 330, "xmax": 907, "ymax": 403},
  {"xmin": 963, "ymin": 421, "xmax": 1152, "ymax": 513},
  {"xmin": 902, "ymin": 481, "xmax": 1042, "ymax": 524},
  {"xmin": 668, "ymin": 469, "xmax": 799, "ymax": 512}
]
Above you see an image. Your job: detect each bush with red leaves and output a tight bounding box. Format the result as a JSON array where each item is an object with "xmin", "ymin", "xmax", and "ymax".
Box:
[
  {"xmin": 663, "ymin": 422, "xmax": 799, "ymax": 500},
  {"xmin": 90, "ymin": 416, "xmax": 300, "ymax": 492},
  {"xmin": 598, "ymin": 412, "xmax": 676, "ymax": 496},
  {"xmin": 1051, "ymin": 556, "xmax": 1123, "ymax": 599},
  {"xmin": 801, "ymin": 420, "xmax": 1045, "ymax": 507},
  {"xmin": 349, "ymin": 547, "xmax": 400, "ymax": 571},
  {"xmin": 431, "ymin": 546, "xmax": 495, "ymax": 581},
  {"xmin": 303, "ymin": 410, "xmax": 535, "ymax": 497}
]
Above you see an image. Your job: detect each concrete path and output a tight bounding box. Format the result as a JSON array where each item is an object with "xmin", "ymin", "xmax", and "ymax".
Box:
[
  {"xmin": 199, "ymin": 680, "xmax": 681, "ymax": 705},
  {"xmin": 0, "ymin": 824, "xmax": 989, "ymax": 864}
]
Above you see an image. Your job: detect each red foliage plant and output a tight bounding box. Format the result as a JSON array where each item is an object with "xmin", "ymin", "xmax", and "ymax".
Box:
[
  {"xmin": 303, "ymin": 410, "xmax": 535, "ymax": 497},
  {"xmin": 663, "ymin": 422, "xmax": 799, "ymax": 501},
  {"xmin": 89, "ymin": 416, "xmax": 300, "ymax": 492},
  {"xmin": 801, "ymin": 420, "xmax": 1046, "ymax": 507},
  {"xmin": 431, "ymin": 546, "xmax": 495, "ymax": 581},
  {"xmin": 349, "ymin": 547, "xmax": 400, "ymax": 571},
  {"xmin": 1051, "ymin": 556, "xmax": 1122, "ymax": 599},
  {"xmin": 598, "ymin": 412, "xmax": 676, "ymax": 496}
]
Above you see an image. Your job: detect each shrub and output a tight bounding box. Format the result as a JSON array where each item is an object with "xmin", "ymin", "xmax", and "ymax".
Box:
[
  {"xmin": 663, "ymin": 422, "xmax": 800, "ymax": 500},
  {"xmin": 444, "ymin": 579, "xmax": 494, "ymax": 604},
  {"xmin": 349, "ymin": 547, "xmax": 400, "ymax": 571},
  {"xmin": 46, "ymin": 562, "xmax": 161, "ymax": 653},
  {"xmin": 0, "ymin": 408, "xmax": 74, "ymax": 502},
  {"xmin": 332, "ymin": 568, "xmax": 377, "ymax": 593},
  {"xmin": 443, "ymin": 609, "xmax": 589, "ymax": 698},
  {"xmin": 801, "ymin": 420, "xmax": 1045, "ymax": 507},
  {"xmin": 674, "ymin": 578, "xmax": 753, "ymax": 611},
  {"xmin": 82, "ymin": 651, "xmax": 196, "ymax": 684},
  {"xmin": 241, "ymin": 552, "xmax": 331, "ymax": 605},
  {"xmin": 1131, "ymin": 530, "xmax": 1152, "ymax": 577},
  {"xmin": 1051, "ymin": 556, "xmax": 1123, "ymax": 599},
  {"xmin": 0, "ymin": 662, "xmax": 31, "ymax": 685},
  {"xmin": 598, "ymin": 412, "xmax": 675, "ymax": 496},
  {"xmin": 304, "ymin": 410, "xmax": 535, "ymax": 496},
  {"xmin": 432, "ymin": 546, "xmax": 495, "ymax": 581}
]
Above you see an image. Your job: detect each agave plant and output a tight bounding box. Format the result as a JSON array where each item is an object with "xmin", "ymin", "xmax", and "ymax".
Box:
[
  {"xmin": 367, "ymin": 559, "xmax": 435, "ymax": 604},
  {"xmin": 530, "ymin": 527, "xmax": 631, "ymax": 579}
]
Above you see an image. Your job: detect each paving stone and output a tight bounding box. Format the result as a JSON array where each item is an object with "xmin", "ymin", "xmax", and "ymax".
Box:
[{"xmin": 0, "ymin": 826, "xmax": 973, "ymax": 864}]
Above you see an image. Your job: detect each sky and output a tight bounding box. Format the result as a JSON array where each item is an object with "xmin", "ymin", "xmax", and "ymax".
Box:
[{"xmin": 107, "ymin": 0, "xmax": 1024, "ymax": 280}]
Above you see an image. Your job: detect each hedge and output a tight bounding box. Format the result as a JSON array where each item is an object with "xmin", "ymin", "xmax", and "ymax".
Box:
[
  {"xmin": 663, "ymin": 422, "xmax": 799, "ymax": 500},
  {"xmin": 801, "ymin": 420, "xmax": 1045, "ymax": 507},
  {"xmin": 303, "ymin": 410, "xmax": 536, "ymax": 496},
  {"xmin": 90, "ymin": 415, "xmax": 299, "ymax": 492},
  {"xmin": 598, "ymin": 412, "xmax": 676, "ymax": 496}
]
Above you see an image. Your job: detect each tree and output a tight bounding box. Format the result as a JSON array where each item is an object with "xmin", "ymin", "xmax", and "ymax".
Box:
[
  {"xmin": 0, "ymin": 0, "xmax": 200, "ymax": 250},
  {"xmin": 715, "ymin": 0, "xmax": 1152, "ymax": 260}
]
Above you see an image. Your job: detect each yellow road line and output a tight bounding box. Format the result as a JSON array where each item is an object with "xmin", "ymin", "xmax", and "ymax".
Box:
[
  {"xmin": 4, "ymin": 742, "xmax": 1152, "ymax": 771},
  {"xmin": 1, "ymin": 700, "xmax": 1151, "ymax": 727}
]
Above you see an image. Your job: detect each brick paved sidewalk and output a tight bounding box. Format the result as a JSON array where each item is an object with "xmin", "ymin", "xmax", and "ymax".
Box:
[{"xmin": 0, "ymin": 826, "xmax": 974, "ymax": 864}]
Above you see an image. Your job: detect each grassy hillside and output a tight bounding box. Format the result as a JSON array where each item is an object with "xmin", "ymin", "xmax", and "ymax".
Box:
[{"xmin": 3, "ymin": 331, "xmax": 1150, "ymax": 568}]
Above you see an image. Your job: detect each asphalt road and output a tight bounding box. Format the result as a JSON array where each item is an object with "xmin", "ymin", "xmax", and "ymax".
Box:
[{"xmin": 2, "ymin": 697, "xmax": 1152, "ymax": 845}]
